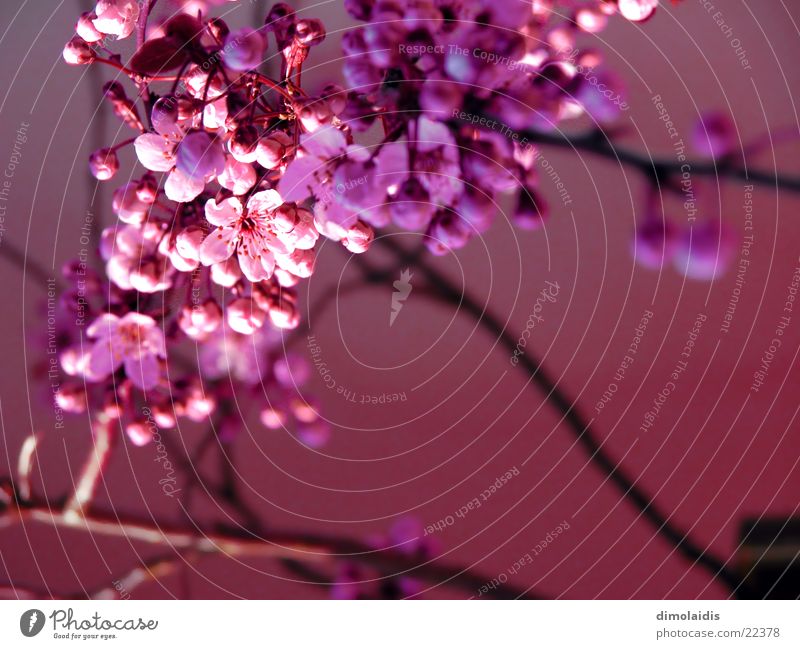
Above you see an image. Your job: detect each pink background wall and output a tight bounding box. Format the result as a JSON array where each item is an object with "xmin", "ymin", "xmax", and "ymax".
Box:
[{"xmin": 0, "ymin": 0, "xmax": 799, "ymax": 598}]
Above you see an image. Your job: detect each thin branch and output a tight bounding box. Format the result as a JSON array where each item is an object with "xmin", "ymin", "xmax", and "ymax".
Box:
[
  {"xmin": 0, "ymin": 498, "xmax": 535, "ymax": 599},
  {"xmin": 502, "ymin": 125, "xmax": 800, "ymax": 192},
  {"xmin": 63, "ymin": 420, "xmax": 116, "ymax": 522}
]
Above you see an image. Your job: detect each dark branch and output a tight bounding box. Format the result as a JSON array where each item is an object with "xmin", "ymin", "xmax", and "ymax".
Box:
[{"xmin": 360, "ymin": 236, "xmax": 743, "ymax": 595}]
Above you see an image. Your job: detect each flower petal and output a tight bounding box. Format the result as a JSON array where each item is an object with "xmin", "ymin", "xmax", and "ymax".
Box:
[
  {"xmin": 86, "ymin": 339, "xmax": 123, "ymax": 380},
  {"xmin": 205, "ymin": 196, "xmax": 243, "ymax": 227},
  {"xmin": 125, "ymin": 353, "xmax": 161, "ymax": 391},
  {"xmin": 86, "ymin": 313, "xmax": 120, "ymax": 340},
  {"xmin": 277, "ymin": 156, "xmax": 323, "ymax": 203},
  {"xmin": 165, "ymin": 167, "xmax": 205, "ymax": 202},
  {"xmin": 199, "ymin": 227, "xmax": 236, "ymax": 266},
  {"xmin": 238, "ymin": 249, "xmax": 271, "ymax": 282},
  {"xmin": 246, "ymin": 189, "xmax": 283, "ymax": 215},
  {"xmin": 134, "ymin": 133, "xmax": 175, "ymax": 172},
  {"xmin": 301, "ymin": 125, "xmax": 347, "ymax": 159}
]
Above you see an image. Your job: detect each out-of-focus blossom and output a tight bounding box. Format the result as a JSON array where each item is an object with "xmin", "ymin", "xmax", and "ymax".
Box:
[
  {"xmin": 85, "ymin": 313, "xmax": 166, "ymax": 390},
  {"xmin": 691, "ymin": 112, "xmax": 736, "ymax": 159}
]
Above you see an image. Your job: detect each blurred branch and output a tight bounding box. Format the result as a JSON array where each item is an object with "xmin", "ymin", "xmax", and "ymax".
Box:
[
  {"xmin": 502, "ymin": 125, "xmax": 800, "ymax": 192},
  {"xmin": 0, "ymin": 491, "xmax": 535, "ymax": 599},
  {"xmin": 358, "ymin": 237, "xmax": 742, "ymax": 595}
]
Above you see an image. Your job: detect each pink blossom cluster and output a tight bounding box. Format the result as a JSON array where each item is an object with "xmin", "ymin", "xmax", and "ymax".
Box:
[
  {"xmin": 318, "ymin": 0, "xmax": 661, "ymax": 253},
  {"xmin": 56, "ymin": 1, "xmax": 677, "ymax": 447},
  {"xmin": 58, "ymin": 1, "xmax": 345, "ymax": 448}
]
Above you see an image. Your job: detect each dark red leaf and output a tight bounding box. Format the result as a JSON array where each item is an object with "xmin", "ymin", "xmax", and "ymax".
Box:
[
  {"xmin": 163, "ymin": 14, "xmax": 205, "ymax": 47},
  {"xmin": 129, "ymin": 37, "xmax": 188, "ymax": 76}
]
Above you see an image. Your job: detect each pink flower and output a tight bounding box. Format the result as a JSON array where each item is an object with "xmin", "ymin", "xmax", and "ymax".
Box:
[
  {"xmin": 673, "ymin": 221, "xmax": 737, "ymax": 280},
  {"xmin": 199, "ymin": 190, "xmax": 318, "ymax": 282},
  {"xmin": 92, "ymin": 0, "xmax": 139, "ymax": 39},
  {"xmin": 86, "ymin": 313, "xmax": 167, "ymax": 390},
  {"xmin": 691, "ymin": 112, "xmax": 735, "ymax": 160},
  {"xmin": 134, "ymin": 130, "xmax": 224, "ymax": 203},
  {"xmin": 199, "ymin": 324, "xmax": 281, "ymax": 384}
]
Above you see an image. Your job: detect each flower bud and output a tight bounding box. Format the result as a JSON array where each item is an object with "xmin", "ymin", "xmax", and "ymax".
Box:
[
  {"xmin": 271, "ymin": 203, "xmax": 299, "ymax": 233},
  {"xmin": 175, "ymin": 226, "xmax": 206, "ymax": 262},
  {"xmin": 691, "ymin": 112, "xmax": 735, "ymax": 160},
  {"xmin": 265, "ymin": 2, "xmax": 296, "ymax": 46},
  {"xmin": 55, "ymin": 385, "xmax": 87, "ymax": 413},
  {"xmin": 102, "ymin": 80, "xmax": 126, "ymax": 102},
  {"xmin": 276, "ymin": 248, "xmax": 315, "ymax": 278},
  {"xmin": 273, "ymin": 353, "xmax": 310, "ymax": 387},
  {"xmin": 672, "ymin": 221, "xmax": 736, "ymax": 280},
  {"xmin": 617, "ymin": 0, "xmax": 659, "ymax": 22},
  {"xmin": 151, "ymin": 95, "xmax": 180, "ymax": 137},
  {"xmin": 426, "ymin": 211, "xmax": 471, "ymax": 255},
  {"xmin": 291, "ymin": 396, "xmax": 320, "ymax": 423},
  {"xmin": 207, "ymin": 17, "xmax": 229, "ymax": 42},
  {"xmin": 268, "ymin": 297, "xmax": 299, "ymax": 330},
  {"xmin": 227, "ymin": 297, "xmax": 267, "ymax": 334},
  {"xmin": 631, "ymin": 219, "xmax": 677, "ymax": 270},
  {"xmin": 76, "ymin": 11, "xmax": 104, "ymax": 43},
  {"xmin": 211, "ymin": 257, "xmax": 242, "ymax": 287},
  {"xmin": 256, "ymin": 132, "xmax": 294, "ymax": 169},
  {"xmin": 151, "ymin": 404, "xmax": 176, "ymax": 429},
  {"xmin": 102, "ymin": 399, "xmax": 123, "ymax": 420},
  {"xmin": 112, "ymin": 182, "xmax": 149, "ymax": 224},
  {"xmin": 297, "ymin": 420, "xmax": 331, "ymax": 448},
  {"xmin": 344, "ymin": 0, "xmax": 374, "ymax": 21},
  {"xmin": 130, "ymin": 258, "xmax": 171, "ymax": 293},
  {"xmin": 295, "ymin": 19, "xmax": 326, "ymax": 47},
  {"xmin": 183, "ymin": 384, "xmax": 216, "ymax": 422},
  {"xmin": 89, "ymin": 148, "xmax": 119, "ymax": 180},
  {"xmin": 179, "ymin": 298, "xmax": 223, "ymax": 340},
  {"xmin": 136, "ymin": 173, "xmax": 158, "ymax": 203},
  {"xmin": 389, "ymin": 177, "xmax": 436, "ymax": 230},
  {"xmin": 228, "ymin": 125, "xmax": 259, "ymax": 162},
  {"xmin": 342, "ymin": 220, "xmax": 374, "ymax": 254},
  {"xmin": 93, "ymin": 0, "xmax": 140, "ymax": 39},
  {"xmin": 63, "ymin": 36, "xmax": 96, "ymax": 65},
  {"xmin": 260, "ymin": 406, "xmax": 287, "ymax": 430},
  {"xmin": 320, "ymin": 84, "xmax": 347, "ymax": 115}
]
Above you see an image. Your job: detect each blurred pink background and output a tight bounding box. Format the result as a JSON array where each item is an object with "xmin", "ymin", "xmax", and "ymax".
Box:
[{"xmin": 0, "ymin": 0, "xmax": 799, "ymax": 598}]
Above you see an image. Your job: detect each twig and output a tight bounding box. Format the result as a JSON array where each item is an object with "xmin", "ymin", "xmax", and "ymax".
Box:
[
  {"xmin": 63, "ymin": 420, "xmax": 116, "ymax": 522},
  {"xmin": 500, "ymin": 125, "xmax": 800, "ymax": 192},
  {"xmin": 0, "ymin": 499, "xmax": 535, "ymax": 599}
]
